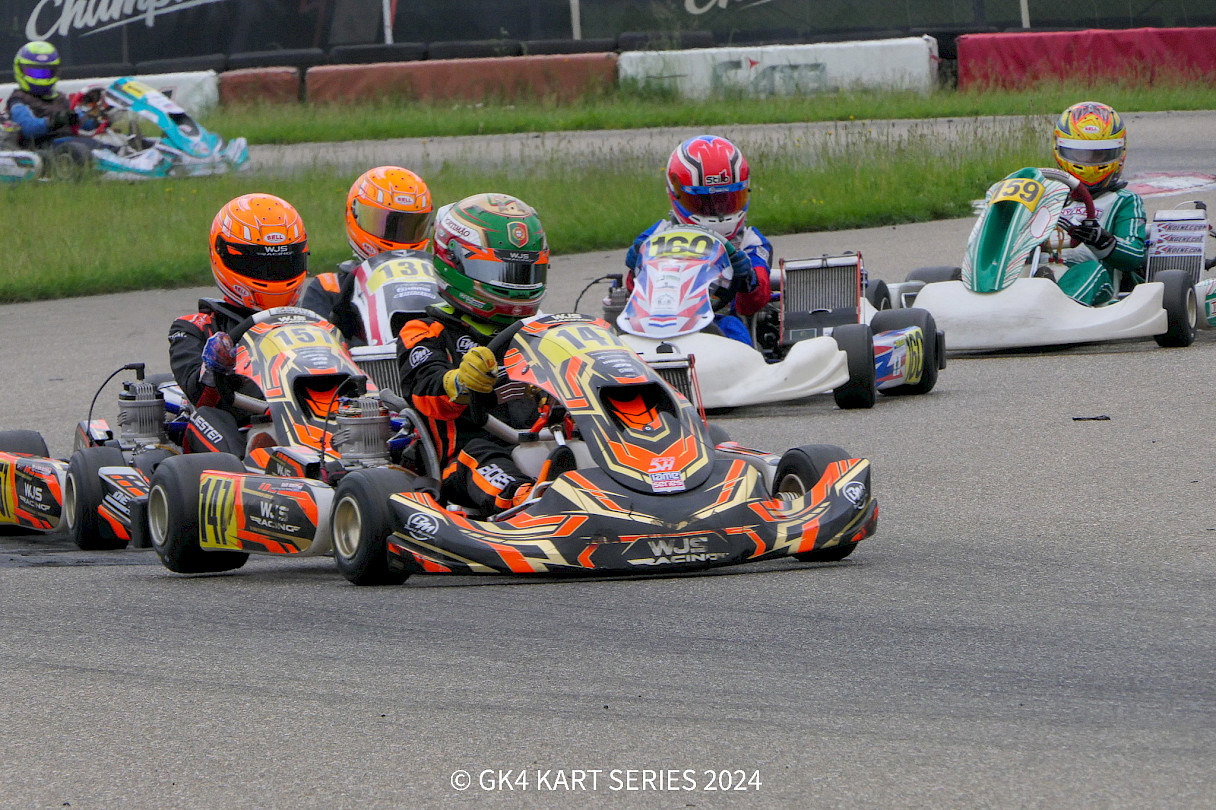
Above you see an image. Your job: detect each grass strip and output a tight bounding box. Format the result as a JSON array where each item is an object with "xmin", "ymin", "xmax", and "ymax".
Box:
[{"xmin": 1, "ymin": 119, "xmax": 1047, "ymax": 303}]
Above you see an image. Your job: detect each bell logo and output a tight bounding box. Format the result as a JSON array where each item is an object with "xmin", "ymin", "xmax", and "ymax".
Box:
[
  {"xmin": 508, "ymin": 222, "xmax": 529, "ymax": 247},
  {"xmin": 263, "ymin": 232, "xmax": 287, "ymax": 244}
]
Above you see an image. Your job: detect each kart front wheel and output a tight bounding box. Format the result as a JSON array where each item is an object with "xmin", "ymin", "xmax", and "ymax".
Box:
[
  {"xmin": 332, "ymin": 467, "xmax": 414, "ymax": 586},
  {"xmin": 831, "ymin": 323, "xmax": 876, "ymax": 410},
  {"xmin": 866, "ymin": 279, "xmax": 891, "ymax": 310},
  {"xmin": 65, "ymin": 446, "xmax": 127, "ymax": 550},
  {"xmin": 148, "ymin": 453, "xmax": 248, "ymax": 574},
  {"xmin": 0, "ymin": 430, "xmax": 49, "ymax": 457},
  {"xmin": 774, "ymin": 445, "xmax": 859, "ymax": 563},
  {"xmin": 1155, "ymin": 269, "xmax": 1198, "ymax": 348},
  {"xmin": 871, "ymin": 308, "xmax": 942, "ymax": 396}
]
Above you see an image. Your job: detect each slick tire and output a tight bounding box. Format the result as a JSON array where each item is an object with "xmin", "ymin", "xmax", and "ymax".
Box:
[
  {"xmin": 1154, "ymin": 269, "xmax": 1198, "ymax": 348},
  {"xmin": 831, "ymin": 323, "xmax": 877, "ymax": 410},
  {"xmin": 865, "ymin": 279, "xmax": 891, "ymax": 310},
  {"xmin": 148, "ymin": 452, "xmax": 248, "ymax": 574},
  {"xmin": 773, "ymin": 445, "xmax": 858, "ymax": 563},
  {"xmin": 905, "ymin": 266, "xmax": 962, "ymax": 284},
  {"xmin": 65, "ymin": 446, "xmax": 128, "ymax": 550},
  {"xmin": 332, "ymin": 467, "xmax": 413, "ymax": 586},
  {"xmin": 870, "ymin": 308, "xmax": 942, "ymax": 396},
  {"xmin": 0, "ymin": 430, "xmax": 50, "ymax": 457}
]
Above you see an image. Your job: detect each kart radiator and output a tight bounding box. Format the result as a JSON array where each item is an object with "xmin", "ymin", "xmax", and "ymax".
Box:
[
  {"xmin": 780, "ymin": 254, "xmax": 863, "ymax": 343},
  {"xmin": 350, "ymin": 347, "xmax": 400, "ymax": 397},
  {"xmin": 648, "ymin": 354, "xmax": 703, "ymax": 412},
  {"xmin": 1145, "ymin": 208, "xmax": 1208, "ymax": 284}
]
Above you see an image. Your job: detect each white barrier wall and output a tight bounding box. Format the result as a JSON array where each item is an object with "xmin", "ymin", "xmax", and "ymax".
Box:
[
  {"xmin": 1, "ymin": 70, "xmax": 220, "ymax": 117},
  {"xmin": 618, "ymin": 37, "xmax": 939, "ymax": 98}
]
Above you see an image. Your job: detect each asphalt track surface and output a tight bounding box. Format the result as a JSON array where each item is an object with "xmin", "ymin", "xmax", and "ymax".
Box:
[{"xmin": 1, "ymin": 113, "xmax": 1215, "ymax": 809}]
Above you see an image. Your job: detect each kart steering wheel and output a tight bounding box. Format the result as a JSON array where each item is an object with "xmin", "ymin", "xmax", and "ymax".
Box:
[
  {"xmin": 1039, "ymin": 167, "xmax": 1097, "ymax": 219},
  {"xmin": 467, "ymin": 320, "xmax": 528, "ymax": 436}
]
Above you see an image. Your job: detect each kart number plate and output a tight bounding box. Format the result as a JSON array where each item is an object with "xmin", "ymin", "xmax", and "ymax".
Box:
[{"xmin": 991, "ymin": 178, "xmax": 1045, "ymax": 209}]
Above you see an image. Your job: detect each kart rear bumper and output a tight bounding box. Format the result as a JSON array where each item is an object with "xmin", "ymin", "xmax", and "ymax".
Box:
[
  {"xmin": 621, "ymin": 332, "xmax": 848, "ymax": 408},
  {"xmin": 913, "ymin": 278, "xmax": 1167, "ymax": 351},
  {"xmin": 385, "ymin": 458, "xmax": 875, "ymax": 576}
]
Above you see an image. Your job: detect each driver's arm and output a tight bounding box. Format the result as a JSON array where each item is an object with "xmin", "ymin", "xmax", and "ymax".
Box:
[
  {"xmin": 396, "ymin": 319, "xmax": 466, "ymax": 421},
  {"xmin": 168, "ymin": 314, "xmax": 221, "ymax": 408},
  {"xmin": 1102, "ymin": 193, "xmax": 1148, "ymax": 274}
]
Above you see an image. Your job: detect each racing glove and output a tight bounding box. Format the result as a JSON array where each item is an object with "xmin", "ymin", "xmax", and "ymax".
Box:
[
  {"xmin": 727, "ymin": 245, "xmax": 758, "ymax": 292},
  {"xmin": 442, "ymin": 345, "xmax": 497, "ymax": 402},
  {"xmin": 47, "ymin": 110, "xmax": 78, "ymax": 130},
  {"xmin": 1064, "ymin": 218, "xmax": 1117, "ymax": 259},
  {"xmin": 200, "ymin": 332, "xmax": 236, "ymax": 388}
]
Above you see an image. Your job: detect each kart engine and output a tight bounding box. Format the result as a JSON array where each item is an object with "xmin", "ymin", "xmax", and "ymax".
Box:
[
  {"xmin": 117, "ymin": 380, "xmax": 166, "ymax": 444},
  {"xmin": 332, "ymin": 397, "xmax": 392, "ymax": 464}
]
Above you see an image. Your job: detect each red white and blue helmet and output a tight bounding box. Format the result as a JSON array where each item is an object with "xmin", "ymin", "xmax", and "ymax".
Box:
[{"xmin": 666, "ymin": 135, "xmax": 750, "ymax": 241}]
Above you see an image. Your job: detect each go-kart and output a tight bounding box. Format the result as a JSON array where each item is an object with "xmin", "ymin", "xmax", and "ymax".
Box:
[
  {"xmin": 602, "ymin": 226, "xmax": 944, "ymax": 409},
  {"xmin": 0, "ymin": 76, "xmax": 248, "ymax": 182},
  {"xmin": 331, "ymin": 313, "xmax": 877, "ymax": 584},
  {"xmin": 0, "ymin": 363, "xmax": 191, "ymax": 549},
  {"xmin": 887, "ymin": 167, "xmax": 1208, "ymax": 351}
]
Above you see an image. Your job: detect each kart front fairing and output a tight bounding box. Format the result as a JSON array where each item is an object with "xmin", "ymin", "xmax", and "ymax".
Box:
[
  {"xmin": 347, "ymin": 250, "xmax": 442, "ymax": 346},
  {"xmin": 384, "ymin": 314, "xmax": 876, "ymax": 575},
  {"xmin": 618, "ymin": 227, "xmax": 731, "ymax": 339}
]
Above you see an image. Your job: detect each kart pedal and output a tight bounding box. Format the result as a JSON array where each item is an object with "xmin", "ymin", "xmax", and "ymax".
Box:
[{"xmin": 537, "ymin": 445, "xmax": 576, "ymax": 486}]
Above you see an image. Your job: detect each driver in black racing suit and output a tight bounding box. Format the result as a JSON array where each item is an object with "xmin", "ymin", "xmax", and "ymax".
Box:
[
  {"xmin": 396, "ymin": 193, "xmax": 549, "ymax": 514},
  {"xmin": 168, "ymin": 194, "xmax": 310, "ymax": 455}
]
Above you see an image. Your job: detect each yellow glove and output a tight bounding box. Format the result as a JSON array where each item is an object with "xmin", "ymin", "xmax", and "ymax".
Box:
[{"xmin": 442, "ymin": 345, "xmax": 497, "ymax": 401}]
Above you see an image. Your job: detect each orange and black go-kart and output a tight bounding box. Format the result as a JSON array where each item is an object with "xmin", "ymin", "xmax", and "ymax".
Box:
[
  {"xmin": 0, "ymin": 363, "xmax": 193, "ymax": 550},
  {"xmin": 327, "ymin": 313, "xmax": 878, "ymax": 586},
  {"xmin": 144, "ymin": 305, "xmax": 432, "ymax": 575}
]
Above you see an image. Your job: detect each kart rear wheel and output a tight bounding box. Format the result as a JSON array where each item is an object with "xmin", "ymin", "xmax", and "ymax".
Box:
[
  {"xmin": 332, "ymin": 467, "xmax": 413, "ymax": 586},
  {"xmin": 866, "ymin": 279, "xmax": 891, "ymax": 310},
  {"xmin": 1155, "ymin": 269, "xmax": 1198, "ymax": 348},
  {"xmin": 65, "ymin": 446, "xmax": 128, "ymax": 550},
  {"xmin": 773, "ymin": 445, "xmax": 858, "ymax": 562},
  {"xmin": 148, "ymin": 452, "xmax": 248, "ymax": 574},
  {"xmin": 871, "ymin": 308, "xmax": 942, "ymax": 396},
  {"xmin": 0, "ymin": 430, "xmax": 49, "ymax": 457},
  {"xmin": 906, "ymin": 266, "xmax": 961, "ymax": 284},
  {"xmin": 831, "ymin": 323, "xmax": 876, "ymax": 410}
]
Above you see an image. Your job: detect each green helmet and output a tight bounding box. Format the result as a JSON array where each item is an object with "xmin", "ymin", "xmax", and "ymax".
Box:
[
  {"xmin": 432, "ymin": 193, "xmax": 549, "ymax": 326},
  {"xmin": 14, "ymin": 41, "xmax": 60, "ymax": 97}
]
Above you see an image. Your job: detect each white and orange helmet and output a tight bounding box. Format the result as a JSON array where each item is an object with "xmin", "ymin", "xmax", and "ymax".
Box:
[{"xmin": 209, "ymin": 193, "xmax": 309, "ymax": 311}]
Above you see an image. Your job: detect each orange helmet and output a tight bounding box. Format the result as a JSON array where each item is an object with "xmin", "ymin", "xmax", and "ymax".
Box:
[
  {"xmin": 346, "ymin": 166, "xmax": 434, "ymax": 259},
  {"xmin": 209, "ymin": 194, "xmax": 309, "ymax": 311}
]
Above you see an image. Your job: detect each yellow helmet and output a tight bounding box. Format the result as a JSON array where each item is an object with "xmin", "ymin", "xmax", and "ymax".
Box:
[{"xmin": 1053, "ymin": 101, "xmax": 1126, "ymax": 194}]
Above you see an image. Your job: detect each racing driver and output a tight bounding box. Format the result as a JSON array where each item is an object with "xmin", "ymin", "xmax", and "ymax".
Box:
[
  {"xmin": 299, "ymin": 165, "xmax": 434, "ymax": 343},
  {"xmin": 396, "ymin": 193, "xmax": 549, "ymax": 514},
  {"xmin": 1051, "ymin": 101, "xmax": 1148, "ymax": 306},
  {"xmin": 624, "ymin": 134, "xmax": 770, "ymax": 345},
  {"xmin": 168, "ymin": 193, "xmax": 310, "ymax": 455}
]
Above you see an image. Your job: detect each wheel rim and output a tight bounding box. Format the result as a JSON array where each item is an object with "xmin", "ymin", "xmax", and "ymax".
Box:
[
  {"xmin": 332, "ymin": 496, "xmax": 363, "ymax": 561},
  {"xmin": 63, "ymin": 472, "xmax": 79, "ymax": 531},
  {"xmin": 1187, "ymin": 291, "xmax": 1197, "ymax": 331},
  {"xmin": 776, "ymin": 474, "xmax": 808, "ymax": 500},
  {"xmin": 147, "ymin": 485, "xmax": 170, "ymax": 550}
]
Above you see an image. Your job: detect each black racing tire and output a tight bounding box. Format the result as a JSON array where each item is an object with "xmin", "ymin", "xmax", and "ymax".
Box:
[
  {"xmin": 331, "ymin": 467, "xmax": 414, "ymax": 586},
  {"xmin": 906, "ymin": 266, "xmax": 962, "ymax": 284},
  {"xmin": 65, "ymin": 446, "xmax": 128, "ymax": 550},
  {"xmin": 831, "ymin": 323, "xmax": 876, "ymax": 410},
  {"xmin": 1155, "ymin": 269, "xmax": 1198, "ymax": 348},
  {"xmin": 148, "ymin": 452, "xmax": 248, "ymax": 574},
  {"xmin": 0, "ymin": 430, "xmax": 49, "ymax": 457},
  {"xmin": 865, "ymin": 279, "xmax": 891, "ymax": 310},
  {"xmin": 44, "ymin": 141, "xmax": 93, "ymax": 181},
  {"xmin": 870, "ymin": 308, "xmax": 941, "ymax": 396},
  {"xmin": 772, "ymin": 445, "xmax": 858, "ymax": 563}
]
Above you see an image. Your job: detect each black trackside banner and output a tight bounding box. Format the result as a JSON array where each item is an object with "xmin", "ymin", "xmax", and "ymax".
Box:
[{"xmin": 0, "ymin": 1, "xmax": 1196, "ymax": 69}]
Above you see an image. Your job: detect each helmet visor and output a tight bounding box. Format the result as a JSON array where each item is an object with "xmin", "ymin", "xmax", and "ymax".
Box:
[
  {"xmin": 22, "ymin": 66, "xmax": 57, "ymax": 80},
  {"xmin": 673, "ymin": 181, "xmax": 749, "ymax": 218},
  {"xmin": 1057, "ymin": 145, "xmax": 1123, "ymax": 166},
  {"xmin": 352, "ymin": 200, "xmax": 434, "ymax": 245},
  {"xmin": 459, "ymin": 247, "xmax": 548, "ymax": 290},
  {"xmin": 216, "ymin": 236, "xmax": 308, "ymax": 281}
]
